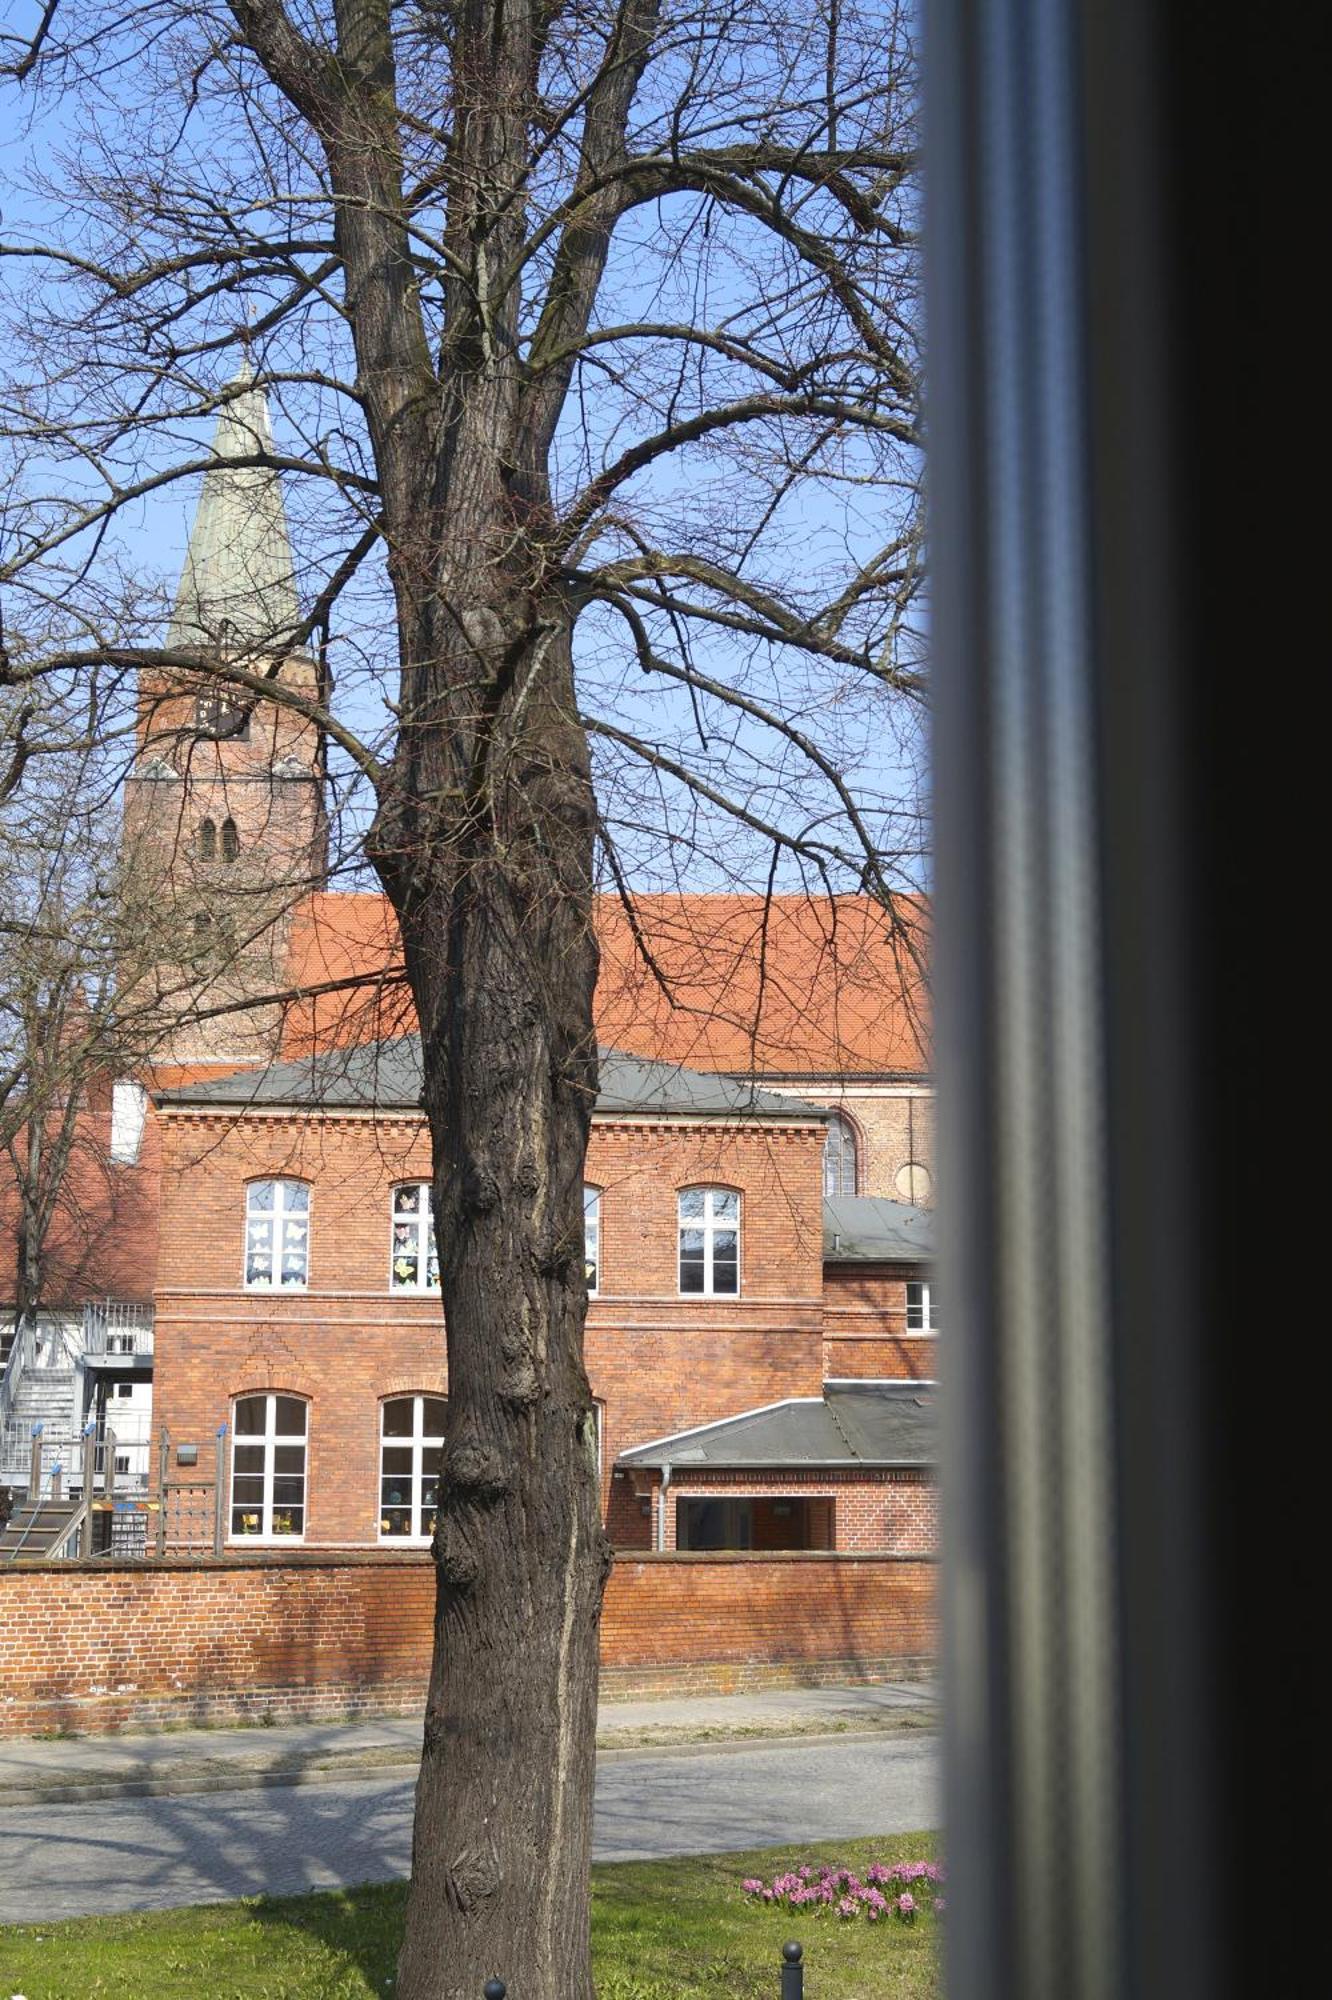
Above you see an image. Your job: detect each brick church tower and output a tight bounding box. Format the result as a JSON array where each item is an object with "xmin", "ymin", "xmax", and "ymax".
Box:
[{"xmin": 122, "ymin": 367, "xmax": 328, "ymax": 1063}]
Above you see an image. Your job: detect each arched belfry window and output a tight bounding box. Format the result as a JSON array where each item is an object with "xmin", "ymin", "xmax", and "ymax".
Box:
[
  {"xmin": 198, "ymin": 818, "xmax": 217, "ymax": 861},
  {"xmin": 221, "ymin": 817, "xmax": 239, "ymax": 862},
  {"xmin": 823, "ymin": 1112, "xmax": 859, "ymax": 1197}
]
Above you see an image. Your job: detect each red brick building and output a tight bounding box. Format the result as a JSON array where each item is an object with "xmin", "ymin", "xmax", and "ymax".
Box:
[
  {"xmin": 3, "ymin": 375, "xmax": 937, "ymax": 1565},
  {"xmin": 142, "ymin": 1037, "xmax": 935, "ymax": 1554}
]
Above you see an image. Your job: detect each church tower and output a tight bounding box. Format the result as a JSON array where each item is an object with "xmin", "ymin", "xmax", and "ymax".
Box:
[{"xmin": 123, "ymin": 367, "xmax": 328, "ymax": 1064}]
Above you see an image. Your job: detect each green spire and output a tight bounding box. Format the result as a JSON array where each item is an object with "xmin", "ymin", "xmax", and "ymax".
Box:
[{"xmin": 167, "ymin": 366, "xmax": 302, "ymax": 653}]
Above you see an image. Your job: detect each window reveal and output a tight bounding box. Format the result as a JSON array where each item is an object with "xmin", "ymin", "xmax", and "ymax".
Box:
[
  {"xmin": 678, "ymin": 1188, "xmax": 740, "ymax": 1295},
  {"xmin": 380, "ymin": 1395, "xmax": 447, "ymax": 1541},
  {"xmin": 245, "ymin": 1179, "xmax": 310, "ymax": 1288},
  {"xmin": 584, "ymin": 1186, "xmax": 600, "ymax": 1293},
  {"xmin": 390, "ymin": 1184, "xmax": 439, "ymax": 1290},
  {"xmin": 231, "ymin": 1393, "xmax": 307, "ymax": 1539}
]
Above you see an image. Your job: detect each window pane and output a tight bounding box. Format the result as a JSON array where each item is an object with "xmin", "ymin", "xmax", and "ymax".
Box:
[
  {"xmin": 233, "ymin": 1445, "xmax": 265, "ymax": 1475},
  {"xmin": 423, "ymin": 1399, "xmax": 447, "ymax": 1435},
  {"xmin": 679, "ymin": 1189, "xmax": 706, "ymax": 1220},
  {"xmin": 272, "ymin": 1475, "xmax": 305, "ymax": 1507},
  {"xmin": 272, "ymin": 1507, "xmax": 303, "ymax": 1535},
  {"xmin": 394, "ymin": 1185, "xmax": 421, "ymax": 1214},
  {"xmin": 391, "ymin": 1243, "xmax": 419, "ymax": 1287},
  {"xmin": 712, "ymin": 1229, "xmax": 737, "ymax": 1258},
  {"xmin": 382, "ymin": 1446, "xmax": 413, "ymax": 1476},
  {"xmin": 273, "ymin": 1445, "xmax": 305, "ymax": 1475},
  {"xmin": 248, "ymin": 1182, "xmax": 275, "ymax": 1213},
  {"xmin": 381, "ymin": 1507, "xmax": 412, "ymax": 1536},
  {"xmin": 234, "ymin": 1399, "xmax": 266, "ymax": 1436},
  {"xmin": 712, "ymin": 1257, "xmax": 739, "ymax": 1295},
  {"xmin": 421, "ymin": 1445, "xmax": 443, "ymax": 1477},
  {"xmin": 233, "ymin": 1508, "xmax": 263, "ymax": 1534},
  {"xmin": 680, "ymin": 1258, "xmax": 705, "ymax": 1292},
  {"xmin": 232, "ymin": 1475, "xmax": 265, "ymax": 1505},
  {"xmin": 274, "ymin": 1396, "xmax": 307, "ymax": 1436},
  {"xmin": 383, "ymin": 1399, "xmax": 415, "ymax": 1437},
  {"xmin": 284, "ymin": 1182, "xmax": 310, "ymax": 1213},
  {"xmin": 711, "ymin": 1190, "xmax": 739, "ymax": 1221}
]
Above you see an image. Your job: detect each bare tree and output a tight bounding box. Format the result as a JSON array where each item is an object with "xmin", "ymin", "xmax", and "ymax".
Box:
[
  {"xmin": 0, "ymin": 686, "xmax": 255, "ymax": 1328},
  {"xmin": 0, "ymin": 2, "xmax": 925, "ymax": 1991}
]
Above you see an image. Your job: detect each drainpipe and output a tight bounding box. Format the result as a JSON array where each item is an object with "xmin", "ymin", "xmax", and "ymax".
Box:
[{"xmin": 657, "ymin": 1463, "xmax": 671, "ymax": 1552}]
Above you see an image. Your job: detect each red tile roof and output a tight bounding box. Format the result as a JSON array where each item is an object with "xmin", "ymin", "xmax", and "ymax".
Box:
[{"xmin": 279, "ymin": 890, "xmax": 930, "ymax": 1077}]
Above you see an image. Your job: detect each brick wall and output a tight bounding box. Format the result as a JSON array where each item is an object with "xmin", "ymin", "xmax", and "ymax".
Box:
[
  {"xmin": 822, "ymin": 1265, "xmax": 937, "ymax": 1380},
  {"xmin": 653, "ymin": 1468, "xmax": 938, "ymax": 1553},
  {"xmin": 153, "ymin": 1107, "xmax": 829, "ymax": 1548},
  {"xmin": 768, "ymin": 1087, "xmax": 934, "ymax": 1203},
  {"xmin": 0, "ymin": 1552, "xmax": 936, "ymax": 1736}
]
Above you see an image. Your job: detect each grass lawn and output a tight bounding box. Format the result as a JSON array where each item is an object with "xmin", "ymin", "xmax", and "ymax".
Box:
[{"xmin": 0, "ymin": 1834, "xmax": 942, "ymax": 1999}]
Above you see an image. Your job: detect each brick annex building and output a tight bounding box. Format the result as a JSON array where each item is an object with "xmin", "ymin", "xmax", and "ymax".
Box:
[{"xmin": 2, "ymin": 375, "xmax": 937, "ymax": 1568}]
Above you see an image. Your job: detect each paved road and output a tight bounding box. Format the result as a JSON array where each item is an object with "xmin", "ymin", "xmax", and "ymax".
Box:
[{"xmin": 0, "ymin": 1733, "xmax": 939, "ymax": 1924}]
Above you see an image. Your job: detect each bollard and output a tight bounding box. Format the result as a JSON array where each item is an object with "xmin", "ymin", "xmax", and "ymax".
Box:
[
  {"xmin": 80, "ymin": 1423, "xmax": 97, "ymax": 1555},
  {"xmin": 214, "ymin": 1423, "xmax": 228, "ymax": 1555},
  {"xmin": 156, "ymin": 1429, "xmax": 170, "ymax": 1556},
  {"xmin": 781, "ymin": 1939, "xmax": 804, "ymax": 2000},
  {"xmin": 483, "ymin": 1982, "xmax": 506, "ymax": 1999}
]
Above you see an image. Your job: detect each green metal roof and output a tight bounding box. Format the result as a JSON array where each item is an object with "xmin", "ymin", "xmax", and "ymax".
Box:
[{"xmin": 168, "ymin": 367, "xmax": 302, "ymax": 653}]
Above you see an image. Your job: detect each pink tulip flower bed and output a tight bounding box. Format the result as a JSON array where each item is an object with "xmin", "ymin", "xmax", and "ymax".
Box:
[{"xmin": 742, "ymin": 1860, "xmax": 946, "ymax": 1924}]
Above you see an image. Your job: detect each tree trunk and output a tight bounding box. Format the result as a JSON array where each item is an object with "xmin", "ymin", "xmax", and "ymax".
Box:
[{"xmin": 373, "ymin": 604, "xmax": 612, "ymax": 2000}]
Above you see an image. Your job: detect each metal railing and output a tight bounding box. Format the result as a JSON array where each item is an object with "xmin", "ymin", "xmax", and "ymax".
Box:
[
  {"xmin": 155, "ymin": 1426, "xmax": 229, "ymax": 1556},
  {"xmin": 3, "ymin": 1413, "xmax": 153, "ymax": 1499},
  {"xmin": 1, "ymin": 1308, "xmax": 103, "ymax": 1452},
  {"xmin": 83, "ymin": 1300, "xmax": 155, "ymax": 1359}
]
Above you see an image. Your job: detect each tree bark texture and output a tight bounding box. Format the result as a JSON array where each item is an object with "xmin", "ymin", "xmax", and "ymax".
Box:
[
  {"xmin": 225, "ymin": 4, "xmax": 627, "ymax": 1983},
  {"xmin": 373, "ymin": 593, "xmax": 610, "ymax": 1999}
]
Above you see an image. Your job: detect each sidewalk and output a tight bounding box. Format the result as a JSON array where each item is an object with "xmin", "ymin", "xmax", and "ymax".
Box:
[{"xmin": 0, "ymin": 1679, "xmax": 936, "ymax": 1807}]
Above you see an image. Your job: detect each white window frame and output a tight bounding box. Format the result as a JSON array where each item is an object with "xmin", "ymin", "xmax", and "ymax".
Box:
[
  {"xmin": 584, "ymin": 1186, "xmax": 601, "ymax": 1295},
  {"xmin": 244, "ymin": 1179, "xmax": 310, "ymax": 1290},
  {"xmin": 906, "ymin": 1278, "xmax": 938, "ymax": 1332},
  {"xmin": 677, "ymin": 1187, "xmax": 741, "ymax": 1297},
  {"xmin": 823, "ymin": 1111, "xmax": 859, "ymax": 1197},
  {"xmin": 229, "ymin": 1393, "xmax": 308, "ymax": 1543},
  {"xmin": 378, "ymin": 1394, "xmax": 447, "ymax": 1545},
  {"xmin": 389, "ymin": 1183, "xmax": 440, "ymax": 1293},
  {"xmin": 110, "ymin": 1080, "xmax": 148, "ymax": 1165}
]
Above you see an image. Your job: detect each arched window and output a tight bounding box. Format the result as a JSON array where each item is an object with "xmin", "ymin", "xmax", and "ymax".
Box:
[
  {"xmin": 678, "ymin": 1188, "xmax": 740, "ymax": 1295},
  {"xmin": 389, "ymin": 1184, "xmax": 439, "ymax": 1291},
  {"xmin": 584, "ymin": 1186, "xmax": 601, "ymax": 1295},
  {"xmin": 823, "ymin": 1112, "xmax": 859, "ymax": 1196},
  {"xmin": 379, "ymin": 1395, "xmax": 447, "ymax": 1542},
  {"xmin": 221, "ymin": 817, "xmax": 239, "ymax": 862},
  {"xmin": 244, "ymin": 1179, "xmax": 310, "ymax": 1289},
  {"xmin": 198, "ymin": 818, "xmax": 217, "ymax": 860},
  {"xmin": 231, "ymin": 1393, "xmax": 307, "ymax": 1540}
]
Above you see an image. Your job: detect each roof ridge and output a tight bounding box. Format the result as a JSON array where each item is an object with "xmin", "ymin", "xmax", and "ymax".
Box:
[{"xmin": 823, "ymin": 1390, "xmax": 863, "ymax": 1464}]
